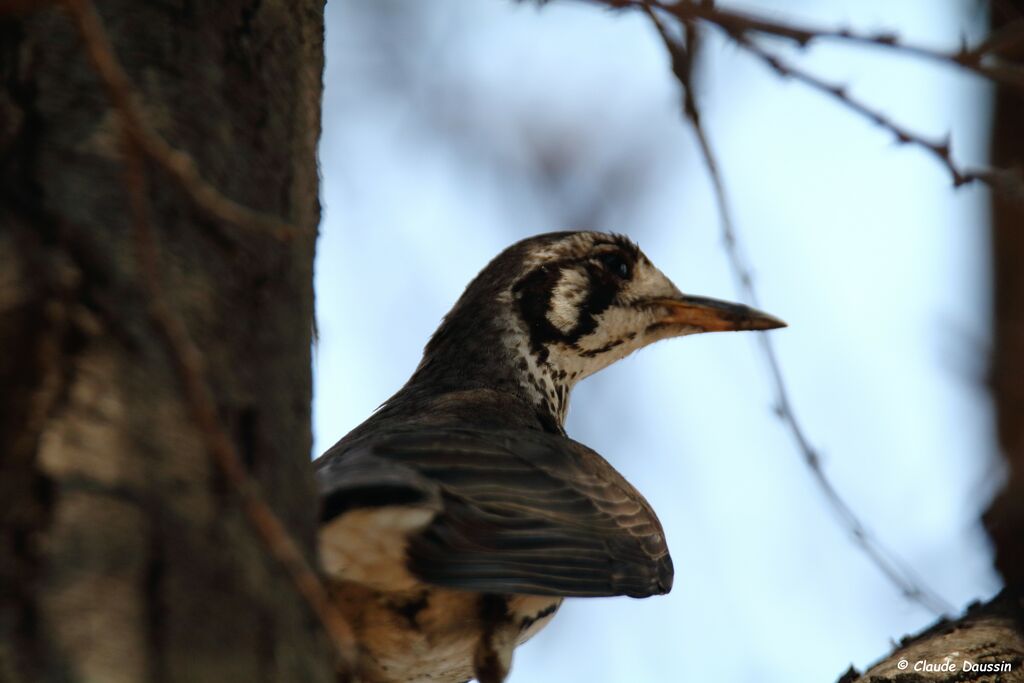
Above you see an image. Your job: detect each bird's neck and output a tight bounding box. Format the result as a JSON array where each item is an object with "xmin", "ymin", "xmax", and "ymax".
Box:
[
  {"xmin": 403, "ymin": 327, "xmax": 576, "ymax": 435},
  {"xmin": 505, "ymin": 335, "xmax": 573, "ymax": 434}
]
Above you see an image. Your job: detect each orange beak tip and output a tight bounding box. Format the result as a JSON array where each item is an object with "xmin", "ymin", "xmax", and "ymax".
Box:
[
  {"xmin": 648, "ymin": 296, "xmax": 787, "ymax": 333},
  {"xmin": 754, "ymin": 314, "xmax": 787, "ymax": 331}
]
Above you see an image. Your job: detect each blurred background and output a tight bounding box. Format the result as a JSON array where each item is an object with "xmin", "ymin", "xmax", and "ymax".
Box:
[{"xmin": 313, "ymin": 1, "xmax": 1003, "ymax": 681}]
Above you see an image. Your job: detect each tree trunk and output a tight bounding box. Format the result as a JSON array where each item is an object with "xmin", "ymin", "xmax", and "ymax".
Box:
[
  {"xmin": 984, "ymin": 0, "xmax": 1024, "ymax": 598},
  {"xmin": 0, "ymin": 2, "xmax": 331, "ymax": 681}
]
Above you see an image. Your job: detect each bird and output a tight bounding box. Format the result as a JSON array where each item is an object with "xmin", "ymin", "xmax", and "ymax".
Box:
[{"xmin": 315, "ymin": 231, "xmax": 784, "ymax": 683}]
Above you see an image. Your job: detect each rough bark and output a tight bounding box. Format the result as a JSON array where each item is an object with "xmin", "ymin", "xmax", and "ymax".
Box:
[
  {"xmin": 0, "ymin": 2, "xmax": 331, "ymax": 681},
  {"xmin": 837, "ymin": 593, "xmax": 1024, "ymax": 683}
]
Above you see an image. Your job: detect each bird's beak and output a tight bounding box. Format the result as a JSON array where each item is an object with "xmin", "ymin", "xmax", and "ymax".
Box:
[{"xmin": 646, "ymin": 295, "xmax": 786, "ymax": 332}]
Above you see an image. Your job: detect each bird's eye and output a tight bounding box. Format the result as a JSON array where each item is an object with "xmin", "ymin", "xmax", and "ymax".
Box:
[{"xmin": 598, "ymin": 252, "xmax": 630, "ymax": 279}]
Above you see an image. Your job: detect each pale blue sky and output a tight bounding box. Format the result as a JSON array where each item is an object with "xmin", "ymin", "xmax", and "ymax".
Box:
[{"xmin": 314, "ymin": 2, "xmax": 1001, "ymax": 681}]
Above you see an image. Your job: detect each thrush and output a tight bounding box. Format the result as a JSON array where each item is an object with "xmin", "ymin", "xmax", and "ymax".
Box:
[{"xmin": 315, "ymin": 231, "xmax": 784, "ymax": 683}]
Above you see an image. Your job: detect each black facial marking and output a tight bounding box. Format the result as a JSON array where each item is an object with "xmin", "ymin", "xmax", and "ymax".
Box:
[
  {"xmin": 645, "ymin": 322, "xmax": 673, "ymax": 336},
  {"xmin": 578, "ymin": 338, "xmax": 625, "ymax": 358},
  {"xmin": 512, "ymin": 233, "xmax": 642, "ymax": 358},
  {"xmin": 513, "ymin": 257, "xmax": 627, "ymax": 353},
  {"xmin": 512, "ymin": 263, "xmax": 565, "ymax": 356},
  {"xmin": 567, "ymin": 264, "xmax": 618, "ymax": 342}
]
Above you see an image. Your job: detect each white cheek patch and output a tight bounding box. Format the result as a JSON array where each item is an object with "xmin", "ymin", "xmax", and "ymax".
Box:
[
  {"xmin": 546, "ymin": 268, "xmax": 589, "ymax": 334},
  {"xmin": 572, "ymin": 306, "xmax": 654, "ymax": 369}
]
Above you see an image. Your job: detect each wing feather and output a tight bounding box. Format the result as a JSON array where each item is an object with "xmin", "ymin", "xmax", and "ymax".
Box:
[{"xmin": 315, "ymin": 428, "xmax": 673, "ymax": 598}]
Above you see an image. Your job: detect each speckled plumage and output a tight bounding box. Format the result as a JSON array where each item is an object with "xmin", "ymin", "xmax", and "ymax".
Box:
[{"xmin": 315, "ymin": 231, "xmax": 784, "ymax": 683}]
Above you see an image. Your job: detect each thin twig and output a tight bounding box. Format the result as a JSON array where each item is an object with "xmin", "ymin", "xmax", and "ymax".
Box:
[
  {"xmin": 602, "ymin": 0, "xmax": 1024, "ymax": 194},
  {"xmin": 632, "ymin": 0, "xmax": 1024, "ymax": 91},
  {"xmin": 643, "ymin": 4, "xmax": 955, "ymax": 616},
  {"xmin": 62, "ymin": 0, "xmax": 357, "ymax": 669},
  {"xmin": 734, "ymin": 33, "xmax": 992, "ymax": 189},
  {"xmin": 57, "ymin": 0, "xmax": 300, "ymax": 241}
]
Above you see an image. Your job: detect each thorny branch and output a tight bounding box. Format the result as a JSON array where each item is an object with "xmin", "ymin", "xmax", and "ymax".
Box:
[
  {"xmin": 591, "ymin": 0, "xmax": 1024, "ymax": 197},
  {"xmin": 634, "ymin": 0, "xmax": 1024, "ymax": 91},
  {"xmin": 642, "ymin": 5, "xmax": 956, "ymax": 616},
  {"xmin": 40, "ymin": 0, "xmax": 302, "ymax": 240},
  {"xmin": 60, "ymin": 0, "xmax": 356, "ymax": 670},
  {"xmin": 735, "ymin": 34, "xmax": 992, "ymax": 190}
]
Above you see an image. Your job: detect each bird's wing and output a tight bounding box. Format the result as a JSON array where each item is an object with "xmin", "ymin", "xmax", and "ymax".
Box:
[
  {"xmin": 317, "ymin": 445, "xmax": 441, "ymax": 522},
  {"xmin": 316, "ymin": 429, "xmax": 673, "ymax": 598}
]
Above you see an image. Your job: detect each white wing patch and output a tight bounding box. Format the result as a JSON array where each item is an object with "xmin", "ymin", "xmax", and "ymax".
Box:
[
  {"xmin": 320, "ymin": 505, "xmax": 437, "ymax": 592},
  {"xmin": 546, "ymin": 268, "xmax": 589, "ymax": 334}
]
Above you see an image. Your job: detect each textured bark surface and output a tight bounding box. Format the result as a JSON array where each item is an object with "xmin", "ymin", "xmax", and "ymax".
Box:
[
  {"xmin": 838, "ymin": 593, "xmax": 1024, "ymax": 683},
  {"xmin": 0, "ymin": 2, "xmax": 331, "ymax": 681}
]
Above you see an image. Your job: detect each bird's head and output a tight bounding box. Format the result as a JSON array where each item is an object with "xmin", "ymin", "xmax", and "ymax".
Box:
[{"xmin": 409, "ymin": 231, "xmax": 784, "ymax": 432}]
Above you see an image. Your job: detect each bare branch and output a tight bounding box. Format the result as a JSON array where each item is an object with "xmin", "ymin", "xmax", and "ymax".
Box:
[
  {"xmin": 642, "ymin": 2, "xmax": 955, "ymax": 616},
  {"xmin": 734, "ymin": 33, "xmax": 992, "ymax": 189},
  {"xmin": 61, "ymin": 0, "xmax": 355, "ymax": 671},
  {"xmin": 56, "ymin": 0, "xmax": 302, "ymax": 240},
  {"xmin": 586, "ymin": 0, "xmax": 1024, "ymax": 194},
  {"xmin": 636, "ymin": 0, "xmax": 1024, "ymax": 91}
]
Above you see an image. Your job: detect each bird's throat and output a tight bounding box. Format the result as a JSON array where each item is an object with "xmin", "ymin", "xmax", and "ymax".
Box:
[{"xmin": 510, "ymin": 338, "xmax": 575, "ymax": 435}]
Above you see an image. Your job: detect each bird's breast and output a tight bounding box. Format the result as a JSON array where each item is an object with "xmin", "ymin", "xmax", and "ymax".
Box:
[{"xmin": 329, "ymin": 580, "xmax": 562, "ymax": 683}]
